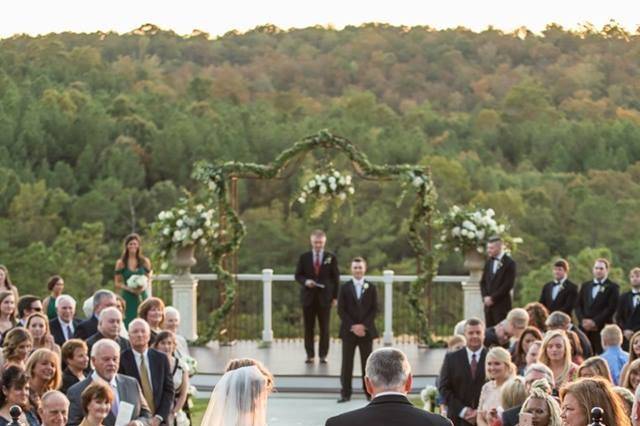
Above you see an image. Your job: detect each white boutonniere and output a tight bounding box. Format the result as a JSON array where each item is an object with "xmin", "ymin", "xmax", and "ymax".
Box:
[
  {"xmin": 363, "ymin": 283, "xmax": 369, "ymax": 290},
  {"xmin": 323, "ymin": 256, "xmax": 332, "ymax": 265},
  {"xmin": 598, "ymin": 283, "xmax": 606, "ymax": 294}
]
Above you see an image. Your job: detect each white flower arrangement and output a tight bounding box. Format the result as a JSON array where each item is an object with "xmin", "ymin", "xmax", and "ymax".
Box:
[
  {"xmin": 420, "ymin": 385, "xmax": 439, "ymax": 412},
  {"xmin": 439, "ymin": 206, "xmax": 519, "ymax": 253},
  {"xmin": 126, "ymin": 274, "xmax": 148, "ymax": 290},
  {"xmin": 182, "ymin": 355, "xmax": 198, "ymax": 376},
  {"xmin": 296, "ymin": 169, "xmax": 354, "ymax": 205},
  {"xmin": 151, "ymin": 197, "xmax": 220, "ymax": 270}
]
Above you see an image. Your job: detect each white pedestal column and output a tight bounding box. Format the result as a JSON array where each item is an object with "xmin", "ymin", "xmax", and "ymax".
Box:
[
  {"xmin": 383, "ymin": 270, "xmax": 394, "ymax": 346},
  {"xmin": 261, "ymin": 269, "xmax": 274, "ymax": 344}
]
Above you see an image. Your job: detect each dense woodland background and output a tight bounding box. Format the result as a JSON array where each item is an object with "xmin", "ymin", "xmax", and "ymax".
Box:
[{"xmin": 1, "ymin": 22, "xmax": 640, "ymax": 309}]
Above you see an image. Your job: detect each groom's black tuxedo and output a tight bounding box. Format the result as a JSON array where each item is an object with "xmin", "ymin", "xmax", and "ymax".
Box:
[
  {"xmin": 480, "ymin": 254, "xmax": 516, "ymax": 327},
  {"xmin": 295, "ymin": 250, "xmax": 340, "ymax": 359},
  {"xmin": 338, "ymin": 279, "xmax": 378, "ymax": 399},
  {"xmin": 576, "ymin": 278, "xmax": 619, "ymax": 354}
]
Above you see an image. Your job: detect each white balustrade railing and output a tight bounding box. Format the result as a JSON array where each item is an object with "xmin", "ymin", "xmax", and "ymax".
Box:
[{"xmin": 153, "ymin": 270, "xmax": 477, "ymax": 344}]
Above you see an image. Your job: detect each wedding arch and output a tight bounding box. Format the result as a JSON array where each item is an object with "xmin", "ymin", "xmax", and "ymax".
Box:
[{"xmin": 192, "ymin": 130, "xmax": 438, "ymax": 345}]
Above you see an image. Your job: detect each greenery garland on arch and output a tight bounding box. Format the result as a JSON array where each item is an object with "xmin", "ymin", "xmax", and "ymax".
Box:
[{"xmin": 192, "ymin": 129, "xmax": 438, "ymax": 345}]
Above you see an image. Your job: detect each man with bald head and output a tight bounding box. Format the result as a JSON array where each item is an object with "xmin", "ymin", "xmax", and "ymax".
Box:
[
  {"xmin": 67, "ymin": 339, "xmax": 151, "ymax": 426},
  {"xmin": 39, "ymin": 390, "xmax": 69, "ymax": 426},
  {"xmin": 86, "ymin": 306, "xmax": 131, "ymax": 355},
  {"xmin": 119, "ymin": 319, "xmax": 174, "ymax": 425}
]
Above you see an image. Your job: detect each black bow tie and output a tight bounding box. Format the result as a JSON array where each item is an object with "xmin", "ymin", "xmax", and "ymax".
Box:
[
  {"xmin": 594, "ymin": 281, "xmax": 603, "ymax": 286},
  {"xmin": 633, "ymin": 292, "xmax": 640, "ymax": 297},
  {"xmin": 553, "ymin": 281, "xmax": 562, "ymax": 286}
]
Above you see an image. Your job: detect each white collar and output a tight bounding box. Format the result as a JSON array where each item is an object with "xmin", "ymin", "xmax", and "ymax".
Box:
[
  {"xmin": 133, "ymin": 348, "xmax": 148, "ymax": 358},
  {"xmin": 58, "ymin": 318, "xmax": 72, "ymax": 327},
  {"xmin": 466, "ymin": 346, "xmax": 483, "ymax": 359},
  {"xmin": 374, "ymin": 391, "xmax": 406, "ymax": 399},
  {"xmin": 594, "ymin": 278, "xmax": 607, "ymax": 284},
  {"xmin": 353, "ymin": 279, "xmax": 365, "ymax": 286},
  {"xmin": 495, "ymin": 252, "xmax": 505, "ymax": 261},
  {"xmin": 91, "ymin": 371, "xmax": 117, "ymax": 388}
]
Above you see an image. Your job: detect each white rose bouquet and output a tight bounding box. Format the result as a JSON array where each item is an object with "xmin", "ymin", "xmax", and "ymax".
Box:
[
  {"xmin": 126, "ymin": 274, "xmax": 148, "ymax": 290},
  {"xmin": 295, "ymin": 168, "xmax": 354, "ymax": 219}
]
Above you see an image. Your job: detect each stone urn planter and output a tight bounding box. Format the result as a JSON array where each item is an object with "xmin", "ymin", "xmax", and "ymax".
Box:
[{"xmin": 174, "ymin": 244, "xmax": 197, "ymax": 274}]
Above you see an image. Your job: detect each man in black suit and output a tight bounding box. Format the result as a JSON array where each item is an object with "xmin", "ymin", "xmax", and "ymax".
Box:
[
  {"xmin": 618, "ymin": 267, "xmax": 640, "ymax": 345},
  {"xmin": 501, "ymin": 363, "xmax": 554, "ymax": 426},
  {"xmin": 294, "ymin": 229, "xmax": 340, "ymax": 363},
  {"xmin": 326, "ymin": 347, "xmax": 451, "ymax": 426},
  {"xmin": 75, "ymin": 290, "xmax": 118, "ymax": 340},
  {"xmin": 539, "ymin": 259, "xmax": 578, "ymax": 316},
  {"xmin": 575, "ymin": 258, "xmax": 620, "ymax": 354},
  {"xmin": 67, "ymin": 338, "xmax": 151, "ymax": 426},
  {"xmin": 337, "ymin": 257, "xmax": 378, "ymax": 403},
  {"xmin": 480, "ymin": 237, "xmax": 516, "ymax": 327},
  {"xmin": 439, "ymin": 317, "xmax": 487, "ymax": 426},
  {"xmin": 545, "ymin": 311, "xmax": 592, "ymax": 360},
  {"xmin": 86, "ymin": 307, "xmax": 131, "ymax": 355},
  {"xmin": 119, "ymin": 319, "xmax": 174, "ymax": 425},
  {"xmin": 49, "ymin": 295, "xmax": 81, "ymax": 346}
]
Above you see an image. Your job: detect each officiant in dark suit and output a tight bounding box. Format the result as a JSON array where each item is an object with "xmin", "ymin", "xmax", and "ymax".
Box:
[
  {"xmin": 337, "ymin": 257, "xmax": 378, "ymax": 403},
  {"xmin": 538, "ymin": 259, "xmax": 578, "ymax": 316},
  {"xmin": 480, "ymin": 237, "xmax": 516, "ymax": 327},
  {"xmin": 294, "ymin": 230, "xmax": 340, "ymax": 363},
  {"xmin": 617, "ymin": 267, "xmax": 640, "ymax": 345},
  {"xmin": 576, "ymin": 258, "xmax": 619, "ymax": 354}
]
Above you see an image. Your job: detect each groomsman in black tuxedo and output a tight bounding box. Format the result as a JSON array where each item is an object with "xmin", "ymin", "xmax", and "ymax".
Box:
[
  {"xmin": 539, "ymin": 259, "xmax": 578, "ymax": 315},
  {"xmin": 439, "ymin": 317, "xmax": 487, "ymax": 426},
  {"xmin": 576, "ymin": 258, "xmax": 620, "ymax": 354},
  {"xmin": 337, "ymin": 257, "xmax": 378, "ymax": 403},
  {"xmin": 617, "ymin": 267, "xmax": 640, "ymax": 345},
  {"xmin": 295, "ymin": 230, "xmax": 340, "ymax": 364},
  {"xmin": 480, "ymin": 237, "xmax": 516, "ymax": 327}
]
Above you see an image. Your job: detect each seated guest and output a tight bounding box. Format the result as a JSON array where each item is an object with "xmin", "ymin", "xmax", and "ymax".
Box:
[
  {"xmin": 79, "ymin": 382, "xmax": 113, "ymax": 426},
  {"xmin": 75, "ymin": 291, "xmax": 118, "ymax": 341},
  {"xmin": 61, "ymin": 339, "xmax": 90, "ymax": 393},
  {"xmin": 137, "ymin": 298, "xmax": 165, "ymax": 344},
  {"xmin": 16, "ymin": 295, "xmax": 43, "ymax": 327},
  {"xmin": 560, "ymin": 377, "xmax": 630, "ymax": 426},
  {"xmin": 119, "ymin": 319, "xmax": 174, "ymax": 424},
  {"xmin": 326, "ymin": 347, "xmax": 451, "ymax": 425},
  {"xmin": 485, "ymin": 308, "xmax": 529, "ymax": 349},
  {"xmin": 501, "ymin": 363, "xmax": 555, "ymax": 426},
  {"xmin": 477, "ymin": 347, "xmax": 515, "ymax": 426},
  {"xmin": 26, "ymin": 348, "xmax": 62, "ymax": 413},
  {"xmin": 538, "ymin": 259, "xmax": 577, "ymax": 316},
  {"xmin": 50, "ymin": 295, "xmax": 80, "ymax": 346},
  {"xmin": 545, "ymin": 311, "xmax": 592, "ymax": 360},
  {"xmin": 0, "ymin": 366, "xmax": 40, "ymax": 426},
  {"xmin": 0, "ymin": 291, "xmax": 16, "ymax": 335},
  {"xmin": 525, "ymin": 340, "xmax": 542, "ymax": 367},
  {"xmin": 614, "ymin": 386, "xmax": 635, "ymax": 417},
  {"xmin": 622, "ymin": 358, "xmax": 640, "ymax": 394},
  {"xmin": 512, "ymin": 327, "xmax": 543, "ymax": 375},
  {"xmin": 539, "ymin": 330, "xmax": 578, "ymax": 392},
  {"xmin": 43, "ymin": 275, "xmax": 65, "ymax": 321},
  {"xmin": 163, "ymin": 307, "xmax": 189, "ymax": 357},
  {"xmin": 577, "ymin": 356, "xmax": 613, "ymax": 382},
  {"xmin": 67, "ymin": 339, "xmax": 151, "ymax": 426},
  {"xmin": 2, "ymin": 327, "xmax": 33, "ymax": 369},
  {"xmin": 519, "ymin": 385, "xmax": 562, "ymax": 426},
  {"xmin": 499, "ymin": 376, "xmax": 526, "ymax": 417},
  {"xmin": 39, "ymin": 390, "xmax": 69, "ymax": 426},
  {"xmin": 622, "ymin": 330, "xmax": 640, "ymax": 385},
  {"xmin": 86, "ymin": 307, "xmax": 130, "ymax": 355},
  {"xmin": 153, "ymin": 331, "xmax": 190, "ymax": 426},
  {"xmin": 618, "ymin": 267, "xmax": 640, "ymax": 343},
  {"xmin": 27, "ymin": 312, "xmax": 61, "ymax": 356},
  {"xmin": 524, "ymin": 302, "xmax": 548, "ymax": 333},
  {"xmin": 565, "ymin": 329, "xmax": 585, "ymax": 365},
  {"xmin": 600, "ymin": 324, "xmax": 628, "ymax": 385},
  {"xmin": 439, "ymin": 317, "xmax": 487, "ymax": 426}
]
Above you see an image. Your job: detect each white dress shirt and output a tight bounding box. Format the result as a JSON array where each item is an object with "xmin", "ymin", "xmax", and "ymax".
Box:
[
  {"xmin": 133, "ymin": 349, "xmax": 153, "ymax": 388},
  {"xmin": 492, "ymin": 252, "xmax": 505, "ymax": 274},
  {"xmin": 592, "ymin": 278, "xmax": 607, "ymax": 299},
  {"xmin": 551, "ymin": 278, "xmax": 566, "ymax": 301},
  {"xmin": 354, "ymin": 279, "xmax": 365, "ymax": 299}
]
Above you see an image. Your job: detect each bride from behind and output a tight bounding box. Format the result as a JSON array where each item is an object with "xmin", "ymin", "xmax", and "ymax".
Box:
[{"xmin": 201, "ymin": 365, "xmax": 272, "ymax": 426}]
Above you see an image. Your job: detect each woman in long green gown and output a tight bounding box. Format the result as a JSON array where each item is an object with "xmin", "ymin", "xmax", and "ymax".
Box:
[{"xmin": 114, "ymin": 233, "xmax": 153, "ymax": 327}]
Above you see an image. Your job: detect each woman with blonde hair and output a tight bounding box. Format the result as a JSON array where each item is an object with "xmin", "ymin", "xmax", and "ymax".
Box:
[
  {"xmin": 622, "ymin": 331, "xmax": 640, "ymax": 383},
  {"xmin": 477, "ymin": 346, "xmax": 516, "ymax": 426},
  {"xmin": 26, "ymin": 312, "xmax": 61, "ymax": 356},
  {"xmin": 560, "ymin": 377, "xmax": 630, "ymax": 426},
  {"xmin": 25, "ymin": 348, "xmax": 62, "ymax": 416},
  {"xmin": 622, "ymin": 358, "xmax": 640, "ymax": 393},
  {"xmin": 519, "ymin": 385, "xmax": 562, "ymax": 426},
  {"xmin": 577, "ymin": 356, "xmax": 613, "ymax": 383},
  {"xmin": 539, "ymin": 330, "xmax": 578, "ymax": 391},
  {"xmin": 0, "ymin": 291, "xmax": 16, "ymax": 335}
]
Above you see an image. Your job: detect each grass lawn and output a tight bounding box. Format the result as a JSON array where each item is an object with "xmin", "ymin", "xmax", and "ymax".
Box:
[{"xmin": 191, "ymin": 398, "xmax": 208, "ymax": 425}]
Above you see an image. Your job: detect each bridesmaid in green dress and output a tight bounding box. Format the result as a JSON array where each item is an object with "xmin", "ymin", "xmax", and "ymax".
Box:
[
  {"xmin": 42, "ymin": 275, "xmax": 64, "ymax": 320},
  {"xmin": 114, "ymin": 233, "xmax": 153, "ymax": 327}
]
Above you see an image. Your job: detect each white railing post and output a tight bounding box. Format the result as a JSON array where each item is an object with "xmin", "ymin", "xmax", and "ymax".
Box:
[
  {"xmin": 261, "ymin": 269, "xmax": 274, "ymax": 344},
  {"xmin": 383, "ymin": 270, "xmax": 394, "ymax": 346}
]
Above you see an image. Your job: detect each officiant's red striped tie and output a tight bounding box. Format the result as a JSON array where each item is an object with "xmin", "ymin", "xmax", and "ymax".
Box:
[{"xmin": 314, "ymin": 253, "xmax": 321, "ymax": 276}]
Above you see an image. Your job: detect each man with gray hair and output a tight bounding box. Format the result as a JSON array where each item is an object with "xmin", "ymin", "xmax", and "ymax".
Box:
[
  {"xmin": 326, "ymin": 348, "xmax": 451, "ymax": 425},
  {"xmin": 546, "ymin": 310, "xmax": 592, "ymax": 359},
  {"xmin": 75, "ymin": 290, "xmax": 118, "ymax": 340},
  {"xmin": 86, "ymin": 306, "xmax": 131, "ymax": 355},
  {"xmin": 50, "ymin": 295, "xmax": 80, "ymax": 346}
]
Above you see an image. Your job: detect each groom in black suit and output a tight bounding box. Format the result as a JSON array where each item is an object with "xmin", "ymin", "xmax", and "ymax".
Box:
[
  {"xmin": 575, "ymin": 258, "xmax": 619, "ymax": 354},
  {"xmin": 295, "ymin": 230, "xmax": 340, "ymax": 363},
  {"xmin": 327, "ymin": 347, "xmax": 451, "ymax": 426},
  {"xmin": 337, "ymin": 257, "xmax": 378, "ymax": 402},
  {"xmin": 480, "ymin": 236, "xmax": 516, "ymax": 327},
  {"xmin": 538, "ymin": 259, "xmax": 578, "ymax": 316}
]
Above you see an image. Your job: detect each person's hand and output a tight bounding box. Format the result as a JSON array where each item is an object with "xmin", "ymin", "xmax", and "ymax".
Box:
[
  {"xmin": 582, "ymin": 319, "xmax": 596, "ymax": 331},
  {"xmin": 351, "ymin": 324, "xmax": 366, "ymax": 337},
  {"xmin": 464, "ymin": 408, "xmax": 477, "ymax": 423},
  {"xmin": 332, "ymin": 298, "xmax": 337, "ymax": 308},
  {"xmin": 149, "ymin": 417, "xmax": 161, "ymax": 426},
  {"xmin": 483, "ymin": 296, "xmax": 493, "ymax": 307},
  {"xmin": 625, "ymin": 329, "xmax": 634, "ymax": 340},
  {"xmin": 305, "ymin": 280, "xmax": 316, "ymax": 288}
]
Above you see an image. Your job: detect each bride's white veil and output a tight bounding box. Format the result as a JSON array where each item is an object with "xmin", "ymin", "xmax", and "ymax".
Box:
[{"xmin": 201, "ymin": 365, "xmax": 269, "ymax": 426}]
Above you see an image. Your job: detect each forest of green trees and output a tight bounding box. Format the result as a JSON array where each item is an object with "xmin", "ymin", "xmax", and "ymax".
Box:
[{"xmin": 1, "ymin": 22, "xmax": 640, "ymax": 308}]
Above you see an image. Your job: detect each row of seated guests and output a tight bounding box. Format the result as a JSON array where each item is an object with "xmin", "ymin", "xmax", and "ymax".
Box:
[
  {"xmin": 439, "ymin": 315, "xmax": 640, "ymax": 426},
  {"xmin": 0, "ymin": 288, "xmax": 192, "ymax": 426}
]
